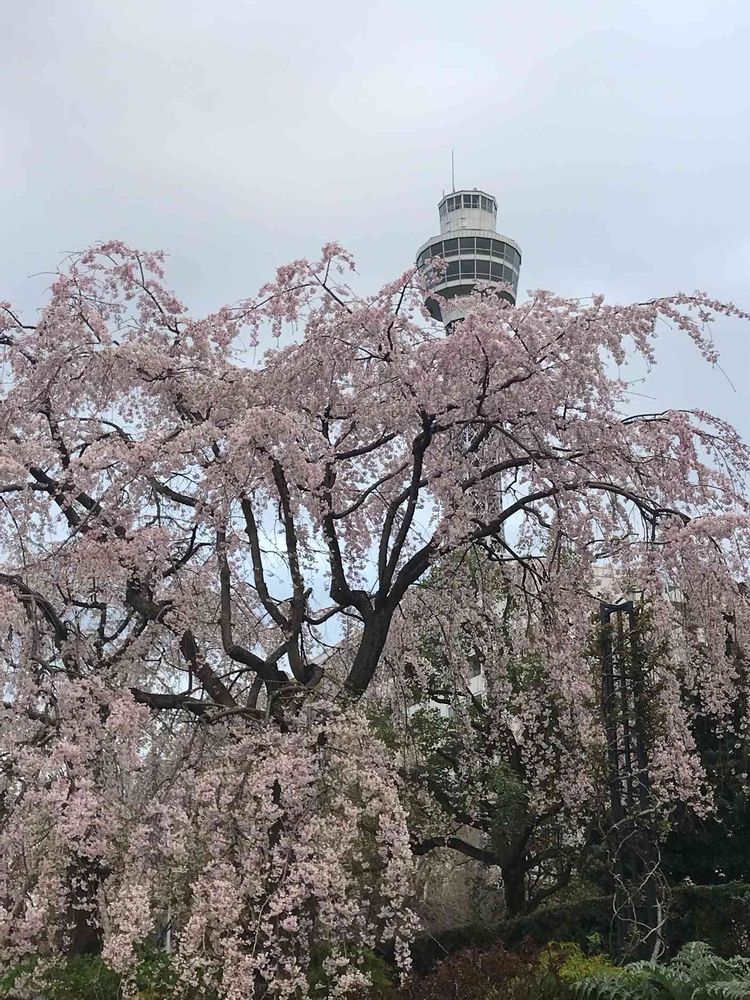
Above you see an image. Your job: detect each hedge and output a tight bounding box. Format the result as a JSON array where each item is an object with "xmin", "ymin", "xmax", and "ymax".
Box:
[{"xmin": 410, "ymin": 881, "xmax": 750, "ymax": 971}]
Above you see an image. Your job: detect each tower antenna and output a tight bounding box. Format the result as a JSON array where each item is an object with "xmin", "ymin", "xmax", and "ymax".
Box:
[{"xmin": 451, "ymin": 149, "xmax": 455, "ymax": 192}]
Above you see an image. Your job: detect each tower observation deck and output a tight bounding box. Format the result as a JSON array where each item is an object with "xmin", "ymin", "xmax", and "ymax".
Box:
[{"xmin": 416, "ymin": 189, "xmax": 522, "ymax": 326}]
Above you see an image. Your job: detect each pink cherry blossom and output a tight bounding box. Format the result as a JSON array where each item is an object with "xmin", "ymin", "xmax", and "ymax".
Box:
[{"xmin": 1, "ymin": 243, "xmax": 749, "ymax": 995}]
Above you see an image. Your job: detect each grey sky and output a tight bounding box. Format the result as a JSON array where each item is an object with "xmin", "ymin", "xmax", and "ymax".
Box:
[{"xmin": 2, "ymin": 0, "xmax": 749, "ymax": 432}]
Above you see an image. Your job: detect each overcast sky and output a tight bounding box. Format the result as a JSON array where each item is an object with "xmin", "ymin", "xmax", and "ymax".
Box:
[{"xmin": 2, "ymin": 0, "xmax": 749, "ymax": 432}]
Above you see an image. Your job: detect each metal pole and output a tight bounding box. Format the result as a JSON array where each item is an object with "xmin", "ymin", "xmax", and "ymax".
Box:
[{"xmin": 599, "ymin": 600, "xmax": 662, "ymax": 959}]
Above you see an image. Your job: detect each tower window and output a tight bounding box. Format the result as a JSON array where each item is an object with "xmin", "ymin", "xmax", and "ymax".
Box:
[
  {"xmin": 447, "ymin": 261, "xmax": 460, "ymax": 279},
  {"xmin": 459, "ymin": 237, "xmax": 475, "ymax": 251},
  {"xmin": 471, "ymin": 194, "xmax": 479, "ymax": 207},
  {"xmin": 443, "ymin": 238, "xmax": 459, "ymax": 255},
  {"xmin": 460, "ymin": 260, "xmax": 476, "ymax": 278},
  {"xmin": 476, "ymin": 237, "xmax": 491, "ymax": 252},
  {"xmin": 476, "ymin": 260, "xmax": 490, "ymax": 277},
  {"xmin": 490, "ymin": 262, "xmax": 502, "ymax": 281},
  {"xmin": 429, "ymin": 242, "xmax": 443, "ymax": 257},
  {"xmin": 491, "ymin": 240, "xmax": 506, "ymax": 257}
]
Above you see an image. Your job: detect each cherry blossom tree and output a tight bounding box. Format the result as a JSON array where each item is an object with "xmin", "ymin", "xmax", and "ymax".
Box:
[
  {"xmin": 1, "ymin": 241, "xmax": 749, "ymax": 996},
  {"xmin": 375, "ymin": 553, "xmax": 598, "ymax": 919},
  {"xmin": 375, "ymin": 550, "xmax": 721, "ymax": 924}
]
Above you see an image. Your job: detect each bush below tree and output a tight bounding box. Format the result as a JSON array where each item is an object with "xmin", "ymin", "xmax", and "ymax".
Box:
[{"xmin": 410, "ymin": 882, "xmax": 750, "ymax": 972}]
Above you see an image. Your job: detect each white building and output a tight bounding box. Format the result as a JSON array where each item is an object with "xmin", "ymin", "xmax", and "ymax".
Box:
[
  {"xmin": 416, "ymin": 188, "xmax": 522, "ymax": 326},
  {"xmin": 409, "ymin": 187, "xmax": 522, "ymax": 715}
]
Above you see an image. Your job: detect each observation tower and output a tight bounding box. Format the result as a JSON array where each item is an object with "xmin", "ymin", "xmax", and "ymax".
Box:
[{"xmin": 416, "ymin": 189, "xmax": 522, "ymax": 327}]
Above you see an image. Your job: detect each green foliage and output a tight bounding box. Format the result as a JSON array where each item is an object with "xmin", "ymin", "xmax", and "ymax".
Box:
[
  {"xmin": 410, "ymin": 882, "xmax": 750, "ymax": 973},
  {"xmin": 663, "ymin": 719, "xmax": 750, "ymax": 887},
  {"xmin": 410, "ymin": 895, "xmax": 612, "ymax": 971},
  {"xmin": 129, "ymin": 949, "xmax": 187, "ymax": 1000},
  {"xmin": 365, "ymin": 703, "xmax": 400, "ymax": 751},
  {"xmin": 397, "ymin": 940, "xmax": 750, "ymax": 1000},
  {"xmin": 573, "ymin": 942, "xmax": 750, "ymax": 1000},
  {"xmin": 0, "ymin": 958, "xmax": 38, "ymax": 999},
  {"xmin": 665, "ymin": 884, "xmax": 750, "ymax": 957},
  {"xmin": 407, "ymin": 705, "xmax": 529, "ymax": 837},
  {"xmin": 372, "ymin": 939, "xmax": 616, "ymax": 1000},
  {"xmin": 308, "ymin": 944, "xmax": 394, "ymax": 997},
  {"xmin": 0, "ymin": 950, "xmax": 205, "ymax": 1000},
  {"xmin": 0, "ymin": 956, "xmax": 119, "ymax": 1000},
  {"xmin": 388, "ymin": 939, "xmax": 564, "ymax": 1000},
  {"xmin": 544, "ymin": 942, "xmax": 621, "ymax": 984},
  {"xmin": 40, "ymin": 957, "xmax": 120, "ymax": 1000}
]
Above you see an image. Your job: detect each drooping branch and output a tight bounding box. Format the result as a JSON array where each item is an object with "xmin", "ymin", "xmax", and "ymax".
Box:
[
  {"xmin": 215, "ymin": 527, "xmax": 285, "ymax": 689},
  {"xmin": 240, "ymin": 499, "xmax": 290, "ymax": 630},
  {"xmin": 411, "ymin": 835, "xmax": 502, "ymax": 867},
  {"xmin": 0, "ymin": 573, "xmax": 68, "ymax": 646}
]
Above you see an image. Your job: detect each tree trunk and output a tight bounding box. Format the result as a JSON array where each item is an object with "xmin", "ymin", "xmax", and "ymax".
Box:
[
  {"xmin": 62, "ymin": 854, "xmax": 104, "ymax": 955},
  {"xmin": 502, "ymin": 861, "xmax": 527, "ymax": 917},
  {"xmin": 345, "ymin": 609, "xmax": 394, "ymax": 697}
]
